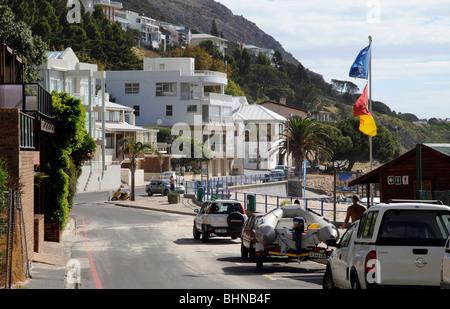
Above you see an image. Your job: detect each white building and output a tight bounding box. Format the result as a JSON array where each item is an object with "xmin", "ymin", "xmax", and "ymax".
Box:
[
  {"xmin": 235, "ymin": 102, "xmax": 286, "ymax": 170},
  {"xmin": 40, "ymin": 48, "xmax": 156, "ymax": 191},
  {"xmin": 105, "ymin": 57, "xmax": 286, "ymax": 174},
  {"xmin": 244, "ymin": 44, "xmax": 275, "ymax": 62},
  {"xmin": 191, "ymin": 34, "xmax": 228, "ymax": 56}
]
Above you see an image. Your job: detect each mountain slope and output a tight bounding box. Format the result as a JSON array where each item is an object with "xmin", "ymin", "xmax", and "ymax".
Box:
[{"xmin": 124, "ymin": 0, "xmax": 300, "ymax": 66}]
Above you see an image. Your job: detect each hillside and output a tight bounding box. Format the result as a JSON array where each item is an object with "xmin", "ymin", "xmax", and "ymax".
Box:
[
  {"xmin": 124, "ymin": 0, "xmax": 301, "ymax": 66},
  {"xmin": 2, "ymin": 0, "xmax": 448, "ymax": 156}
]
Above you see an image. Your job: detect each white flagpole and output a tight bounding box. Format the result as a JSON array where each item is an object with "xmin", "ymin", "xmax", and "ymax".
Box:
[{"xmin": 368, "ymin": 35, "xmax": 373, "ymax": 206}]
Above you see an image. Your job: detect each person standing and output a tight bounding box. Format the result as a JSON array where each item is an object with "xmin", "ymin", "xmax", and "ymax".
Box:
[
  {"xmin": 342, "ymin": 194, "xmax": 366, "ymax": 229},
  {"xmin": 170, "ymin": 175, "xmax": 175, "ymax": 191}
]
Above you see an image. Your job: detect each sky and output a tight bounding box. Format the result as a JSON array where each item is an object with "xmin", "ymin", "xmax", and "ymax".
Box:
[{"xmin": 217, "ymin": 0, "xmax": 450, "ymax": 120}]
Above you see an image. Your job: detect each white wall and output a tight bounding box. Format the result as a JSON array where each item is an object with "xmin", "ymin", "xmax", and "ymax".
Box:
[{"xmin": 77, "ymin": 164, "xmax": 122, "ymax": 192}]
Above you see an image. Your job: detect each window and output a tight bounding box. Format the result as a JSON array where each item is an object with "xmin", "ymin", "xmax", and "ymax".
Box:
[
  {"xmin": 133, "ymin": 105, "xmax": 140, "ymax": 117},
  {"xmin": 357, "ymin": 211, "xmax": 378, "ymax": 238},
  {"xmin": 267, "ymin": 123, "xmax": 272, "ymax": 142},
  {"xmin": 377, "ymin": 210, "xmax": 450, "ymax": 246},
  {"xmin": 187, "ymin": 105, "xmax": 197, "ymax": 112},
  {"xmin": 156, "ymin": 82, "xmax": 177, "ymax": 96},
  {"xmin": 105, "ymin": 133, "xmax": 114, "ymax": 149},
  {"xmin": 166, "ymin": 105, "xmax": 173, "ymax": 116},
  {"xmin": 125, "ymin": 83, "xmax": 139, "ymax": 94},
  {"xmin": 105, "ymin": 111, "xmax": 121, "ymax": 122}
]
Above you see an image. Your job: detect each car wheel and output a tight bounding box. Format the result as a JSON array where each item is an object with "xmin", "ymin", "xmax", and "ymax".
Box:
[
  {"xmin": 227, "ymin": 212, "xmax": 245, "ymax": 228},
  {"xmin": 350, "ymin": 269, "xmax": 361, "ymax": 289},
  {"xmin": 193, "ymin": 225, "xmax": 201, "ymax": 239},
  {"xmin": 201, "ymin": 225, "xmax": 209, "ymax": 243},
  {"xmin": 147, "ymin": 189, "xmax": 153, "ymax": 196},
  {"xmin": 241, "ymin": 243, "xmax": 249, "ymax": 259},
  {"xmin": 322, "ymin": 265, "xmax": 336, "ymax": 289},
  {"xmin": 249, "ymin": 242, "xmax": 256, "ymax": 261}
]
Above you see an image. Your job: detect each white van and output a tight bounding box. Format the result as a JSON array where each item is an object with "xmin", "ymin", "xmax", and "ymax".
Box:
[{"xmin": 323, "ymin": 200, "xmax": 450, "ymax": 289}]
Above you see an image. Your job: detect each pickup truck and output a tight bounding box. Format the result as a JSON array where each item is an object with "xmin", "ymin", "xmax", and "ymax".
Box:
[
  {"xmin": 323, "ymin": 200, "xmax": 450, "ymax": 289},
  {"xmin": 193, "ymin": 199, "xmax": 247, "ymax": 242}
]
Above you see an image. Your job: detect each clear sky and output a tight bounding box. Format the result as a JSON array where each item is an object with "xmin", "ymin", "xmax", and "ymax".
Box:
[{"xmin": 218, "ymin": 0, "xmax": 450, "ymax": 120}]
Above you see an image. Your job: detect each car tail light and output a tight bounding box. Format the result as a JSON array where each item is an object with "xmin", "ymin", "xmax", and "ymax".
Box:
[
  {"xmin": 240, "ymin": 203, "xmax": 246, "ymax": 214},
  {"xmin": 365, "ymin": 250, "xmax": 376, "ymax": 273}
]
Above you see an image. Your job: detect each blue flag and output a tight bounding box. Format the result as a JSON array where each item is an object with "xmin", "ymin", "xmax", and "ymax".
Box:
[{"xmin": 349, "ymin": 44, "xmax": 371, "ymax": 79}]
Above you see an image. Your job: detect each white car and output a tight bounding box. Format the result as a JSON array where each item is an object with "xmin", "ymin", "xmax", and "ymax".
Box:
[
  {"xmin": 161, "ymin": 171, "xmax": 184, "ymax": 184},
  {"xmin": 441, "ymin": 236, "xmax": 450, "ymax": 289},
  {"xmin": 193, "ymin": 199, "xmax": 247, "ymax": 242},
  {"xmin": 323, "ymin": 200, "xmax": 450, "ymax": 289}
]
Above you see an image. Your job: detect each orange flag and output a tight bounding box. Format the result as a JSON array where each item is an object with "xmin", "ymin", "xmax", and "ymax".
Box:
[{"xmin": 353, "ymin": 85, "xmax": 377, "ymax": 136}]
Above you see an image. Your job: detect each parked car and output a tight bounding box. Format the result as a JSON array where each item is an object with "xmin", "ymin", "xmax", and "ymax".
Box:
[
  {"xmin": 323, "ymin": 200, "xmax": 450, "ymax": 289},
  {"xmin": 193, "ymin": 199, "xmax": 247, "ymax": 242},
  {"xmin": 161, "ymin": 171, "xmax": 184, "ymax": 184},
  {"xmin": 241, "ymin": 213, "xmax": 263, "ymax": 260},
  {"xmin": 146, "ymin": 180, "xmax": 185, "ymax": 196},
  {"xmin": 441, "ymin": 236, "xmax": 450, "ymax": 289},
  {"xmin": 269, "ymin": 165, "xmax": 287, "ymax": 178}
]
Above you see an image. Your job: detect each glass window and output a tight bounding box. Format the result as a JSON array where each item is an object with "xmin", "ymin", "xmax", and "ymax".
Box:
[
  {"xmin": 156, "ymin": 82, "xmax": 177, "ymax": 96},
  {"xmin": 187, "ymin": 105, "xmax": 197, "ymax": 112},
  {"xmin": 377, "ymin": 210, "xmax": 450, "ymax": 246},
  {"xmin": 166, "ymin": 105, "xmax": 173, "ymax": 116},
  {"xmin": 105, "ymin": 133, "xmax": 114, "ymax": 149},
  {"xmin": 125, "ymin": 83, "xmax": 139, "ymax": 94}
]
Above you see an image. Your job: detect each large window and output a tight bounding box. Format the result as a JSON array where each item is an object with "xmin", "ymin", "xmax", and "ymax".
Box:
[
  {"xmin": 156, "ymin": 82, "xmax": 177, "ymax": 96},
  {"xmin": 125, "ymin": 83, "xmax": 139, "ymax": 94}
]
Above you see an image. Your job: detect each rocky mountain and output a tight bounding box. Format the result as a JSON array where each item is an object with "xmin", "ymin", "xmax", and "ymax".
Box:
[{"xmin": 124, "ymin": 0, "xmax": 301, "ymax": 66}]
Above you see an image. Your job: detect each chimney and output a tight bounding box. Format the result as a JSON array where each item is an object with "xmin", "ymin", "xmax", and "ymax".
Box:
[{"xmin": 279, "ymin": 97, "xmax": 286, "ymax": 105}]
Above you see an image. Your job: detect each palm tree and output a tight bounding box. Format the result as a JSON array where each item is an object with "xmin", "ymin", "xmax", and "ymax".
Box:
[
  {"xmin": 119, "ymin": 136, "xmax": 153, "ymax": 201},
  {"xmin": 281, "ymin": 116, "xmax": 333, "ymax": 174}
]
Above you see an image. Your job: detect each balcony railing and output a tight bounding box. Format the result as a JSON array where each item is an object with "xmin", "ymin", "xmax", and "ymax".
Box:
[
  {"xmin": 24, "ymin": 83, "xmax": 52, "ymax": 119},
  {"xmin": 20, "ymin": 112, "xmax": 34, "ymax": 150}
]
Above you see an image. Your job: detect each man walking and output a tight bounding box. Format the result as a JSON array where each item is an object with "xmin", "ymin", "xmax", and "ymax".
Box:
[{"xmin": 342, "ymin": 194, "xmax": 366, "ymax": 229}]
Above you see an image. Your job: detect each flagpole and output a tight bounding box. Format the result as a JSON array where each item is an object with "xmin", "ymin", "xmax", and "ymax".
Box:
[
  {"xmin": 368, "ymin": 35, "xmax": 373, "ymax": 207},
  {"xmin": 368, "ymin": 35, "xmax": 373, "ymax": 172}
]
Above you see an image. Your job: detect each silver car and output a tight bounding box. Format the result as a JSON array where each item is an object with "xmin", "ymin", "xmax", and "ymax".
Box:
[{"xmin": 146, "ymin": 180, "xmax": 185, "ymax": 196}]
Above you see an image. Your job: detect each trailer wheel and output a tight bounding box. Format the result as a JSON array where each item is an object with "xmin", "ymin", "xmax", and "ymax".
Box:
[{"xmin": 256, "ymin": 258, "xmax": 263, "ymax": 270}]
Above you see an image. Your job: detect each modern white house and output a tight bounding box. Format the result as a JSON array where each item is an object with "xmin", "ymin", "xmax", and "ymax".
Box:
[
  {"xmin": 243, "ymin": 44, "xmax": 275, "ymax": 61},
  {"xmin": 81, "ymin": 0, "xmax": 123, "ymax": 22},
  {"xmin": 191, "ymin": 33, "xmax": 228, "ymax": 56},
  {"xmin": 39, "ymin": 47, "xmax": 156, "ymax": 191},
  {"xmin": 105, "ymin": 57, "xmax": 287, "ymax": 175}
]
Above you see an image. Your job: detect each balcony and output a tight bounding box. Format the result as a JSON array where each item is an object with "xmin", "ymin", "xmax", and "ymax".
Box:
[
  {"xmin": 24, "ymin": 83, "xmax": 52, "ymax": 119},
  {"xmin": 93, "ymin": 0, "xmax": 123, "ymax": 9},
  {"xmin": 20, "ymin": 112, "xmax": 34, "ymax": 150}
]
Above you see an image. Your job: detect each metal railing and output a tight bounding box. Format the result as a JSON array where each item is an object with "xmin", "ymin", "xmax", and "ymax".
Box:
[
  {"xmin": 20, "ymin": 112, "xmax": 34, "ymax": 150},
  {"xmin": 24, "ymin": 83, "xmax": 52, "ymax": 119}
]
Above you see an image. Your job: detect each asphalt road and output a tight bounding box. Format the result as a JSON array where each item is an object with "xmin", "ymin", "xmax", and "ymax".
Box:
[{"xmin": 69, "ymin": 190, "xmax": 326, "ymax": 290}]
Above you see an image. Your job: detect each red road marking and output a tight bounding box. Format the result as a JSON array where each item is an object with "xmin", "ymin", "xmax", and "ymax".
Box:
[{"xmin": 74, "ymin": 214, "xmax": 103, "ymax": 289}]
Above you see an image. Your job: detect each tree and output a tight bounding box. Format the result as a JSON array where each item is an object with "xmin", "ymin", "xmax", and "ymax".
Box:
[
  {"xmin": 335, "ymin": 117, "xmax": 400, "ymax": 171},
  {"xmin": 281, "ymin": 116, "xmax": 333, "ymax": 173},
  {"xmin": 0, "ymin": 5, "xmax": 48, "ymax": 82},
  {"xmin": 210, "ymin": 19, "xmax": 219, "ymax": 37},
  {"xmin": 43, "ymin": 92, "xmax": 95, "ymax": 227},
  {"xmin": 119, "ymin": 137, "xmax": 153, "ymax": 201}
]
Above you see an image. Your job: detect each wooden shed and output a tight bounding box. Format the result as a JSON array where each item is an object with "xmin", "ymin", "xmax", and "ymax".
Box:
[{"xmin": 349, "ymin": 143, "xmax": 450, "ymax": 205}]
